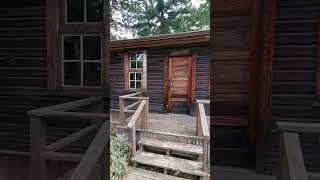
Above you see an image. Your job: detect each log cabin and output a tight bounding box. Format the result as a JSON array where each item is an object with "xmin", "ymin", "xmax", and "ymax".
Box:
[
  {"xmin": 110, "ymin": 30, "xmax": 210, "ymax": 115},
  {"xmin": 0, "ymin": 0, "xmax": 319, "ymax": 179}
]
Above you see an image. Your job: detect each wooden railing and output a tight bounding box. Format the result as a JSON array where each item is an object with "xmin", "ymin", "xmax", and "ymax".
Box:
[
  {"xmin": 127, "ymin": 100, "xmax": 149, "ymax": 157},
  {"xmin": 28, "ymin": 97, "xmax": 109, "ymax": 180},
  {"xmin": 196, "ymin": 99, "xmax": 210, "ymax": 174},
  {"xmin": 277, "ymin": 122, "xmax": 320, "ymax": 180},
  {"xmin": 119, "ymin": 91, "xmax": 149, "ymax": 126}
]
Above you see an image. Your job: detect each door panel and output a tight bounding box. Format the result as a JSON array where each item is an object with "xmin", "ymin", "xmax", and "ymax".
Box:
[{"xmin": 165, "ymin": 56, "xmax": 193, "ymax": 114}]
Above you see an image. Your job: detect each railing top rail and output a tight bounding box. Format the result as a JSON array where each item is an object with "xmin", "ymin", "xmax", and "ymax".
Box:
[
  {"xmin": 28, "ymin": 97, "xmax": 103, "ymax": 115},
  {"xmin": 127, "ymin": 100, "xmax": 147, "ymax": 128},
  {"xmin": 198, "ymin": 103, "xmax": 210, "ymax": 138},
  {"xmin": 29, "ymin": 111, "xmax": 109, "ymax": 121},
  {"xmin": 277, "ymin": 121, "xmax": 320, "ymax": 134},
  {"xmin": 120, "ymin": 91, "xmax": 142, "ymax": 99},
  {"xmin": 69, "ymin": 121, "xmax": 109, "ymax": 180},
  {"xmin": 196, "ymin": 99, "xmax": 210, "ymax": 105}
]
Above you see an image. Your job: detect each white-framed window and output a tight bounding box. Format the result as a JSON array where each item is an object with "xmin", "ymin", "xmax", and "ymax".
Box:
[
  {"xmin": 66, "ymin": 0, "xmax": 103, "ymax": 23},
  {"xmin": 63, "ymin": 34, "xmax": 102, "ymax": 87},
  {"xmin": 128, "ymin": 51, "xmax": 147, "ymax": 90},
  {"xmin": 129, "ymin": 72, "xmax": 142, "ymax": 89}
]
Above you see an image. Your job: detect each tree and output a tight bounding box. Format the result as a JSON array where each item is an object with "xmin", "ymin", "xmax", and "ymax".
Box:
[{"xmin": 111, "ymin": 0, "xmax": 209, "ymax": 39}]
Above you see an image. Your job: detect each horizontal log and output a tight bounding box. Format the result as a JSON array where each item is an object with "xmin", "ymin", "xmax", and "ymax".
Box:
[
  {"xmin": 28, "ymin": 97, "xmax": 103, "ymax": 114},
  {"xmin": 29, "ymin": 111, "xmax": 109, "ymax": 121},
  {"xmin": 46, "ymin": 125, "xmax": 97, "ymax": 152},
  {"xmin": 41, "ymin": 152, "xmax": 83, "ymax": 162}
]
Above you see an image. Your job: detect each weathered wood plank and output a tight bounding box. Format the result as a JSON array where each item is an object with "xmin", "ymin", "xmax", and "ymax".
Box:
[
  {"xmin": 131, "ymin": 151, "xmax": 207, "ymax": 176},
  {"xmin": 46, "ymin": 125, "xmax": 97, "ymax": 152},
  {"xmin": 127, "ymin": 100, "xmax": 147, "ymax": 128},
  {"xmin": 69, "ymin": 121, "xmax": 109, "ymax": 180},
  {"xmin": 138, "ymin": 137, "xmax": 203, "ymax": 155},
  {"xmin": 279, "ymin": 132, "xmax": 307, "ymax": 180},
  {"xmin": 277, "ymin": 122, "xmax": 320, "ymax": 133},
  {"xmin": 315, "ymin": 22, "xmax": 320, "ymax": 99}
]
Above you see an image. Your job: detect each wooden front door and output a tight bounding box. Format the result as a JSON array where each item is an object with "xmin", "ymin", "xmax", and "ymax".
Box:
[{"xmin": 165, "ymin": 56, "xmax": 195, "ymax": 114}]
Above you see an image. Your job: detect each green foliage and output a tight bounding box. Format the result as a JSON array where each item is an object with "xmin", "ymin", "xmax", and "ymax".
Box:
[
  {"xmin": 111, "ymin": 0, "xmax": 209, "ymax": 39},
  {"xmin": 110, "ymin": 132, "xmax": 131, "ymax": 180}
]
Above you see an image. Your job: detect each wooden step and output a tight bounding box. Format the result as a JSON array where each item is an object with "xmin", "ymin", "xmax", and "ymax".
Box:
[
  {"xmin": 131, "ymin": 151, "xmax": 208, "ymax": 177},
  {"xmin": 138, "ymin": 137, "xmax": 203, "ymax": 155},
  {"xmin": 124, "ymin": 167, "xmax": 188, "ymax": 180}
]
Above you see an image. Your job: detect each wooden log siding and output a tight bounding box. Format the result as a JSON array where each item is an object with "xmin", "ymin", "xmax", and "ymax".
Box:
[
  {"xmin": 263, "ymin": 0, "xmax": 320, "ymax": 175},
  {"xmin": 110, "ymin": 46, "xmax": 209, "ymax": 114},
  {"xmin": 0, "ymin": 2, "xmax": 110, "ymax": 179},
  {"xmin": 316, "ymin": 22, "xmax": 320, "ymax": 99},
  {"xmin": 211, "ymin": 0, "xmax": 254, "ymax": 168}
]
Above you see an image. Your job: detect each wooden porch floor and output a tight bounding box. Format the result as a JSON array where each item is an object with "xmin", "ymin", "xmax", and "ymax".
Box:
[{"xmin": 112, "ymin": 113, "xmax": 199, "ymax": 136}]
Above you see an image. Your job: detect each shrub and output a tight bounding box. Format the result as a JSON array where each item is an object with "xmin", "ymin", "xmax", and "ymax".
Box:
[{"xmin": 110, "ymin": 130, "xmax": 131, "ymax": 180}]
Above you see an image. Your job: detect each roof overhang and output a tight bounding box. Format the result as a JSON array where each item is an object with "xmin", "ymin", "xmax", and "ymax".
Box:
[{"xmin": 111, "ymin": 30, "xmax": 210, "ymax": 52}]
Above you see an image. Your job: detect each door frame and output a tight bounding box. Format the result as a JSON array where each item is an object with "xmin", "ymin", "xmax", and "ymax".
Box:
[{"xmin": 164, "ymin": 54, "xmax": 196, "ymax": 113}]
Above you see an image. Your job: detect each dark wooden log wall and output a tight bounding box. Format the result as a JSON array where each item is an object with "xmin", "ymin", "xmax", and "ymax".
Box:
[
  {"xmin": 0, "ymin": 0, "xmax": 108, "ymax": 167},
  {"xmin": 211, "ymin": 0, "xmax": 254, "ymax": 168},
  {"xmin": 110, "ymin": 46, "xmax": 209, "ymax": 114},
  {"xmin": 263, "ymin": 0, "xmax": 320, "ymax": 174}
]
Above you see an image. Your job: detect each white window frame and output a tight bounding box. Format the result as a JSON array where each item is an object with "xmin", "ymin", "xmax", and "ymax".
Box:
[
  {"xmin": 65, "ymin": 0, "xmax": 104, "ymax": 24},
  {"xmin": 62, "ymin": 34, "xmax": 102, "ymax": 87},
  {"xmin": 128, "ymin": 51, "xmax": 147, "ymax": 90}
]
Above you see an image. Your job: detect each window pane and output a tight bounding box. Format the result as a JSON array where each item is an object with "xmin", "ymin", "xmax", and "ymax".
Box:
[
  {"xmin": 136, "ymin": 81, "xmax": 141, "ymax": 89},
  {"xmin": 130, "ymin": 81, "xmax": 135, "ymax": 89},
  {"xmin": 64, "ymin": 62, "xmax": 81, "ymax": 86},
  {"xmin": 64, "ymin": 36, "xmax": 80, "ymax": 60},
  {"xmin": 67, "ymin": 0, "xmax": 84, "ymax": 22},
  {"xmin": 130, "ymin": 53, "xmax": 137, "ymax": 60},
  {"xmin": 131, "ymin": 61, "xmax": 136, "ymax": 69},
  {"xmin": 136, "ymin": 53, "xmax": 143, "ymax": 61},
  {"xmin": 137, "ymin": 61, "xmax": 143, "ymax": 68},
  {"xmin": 83, "ymin": 36, "xmax": 101, "ymax": 60},
  {"xmin": 136, "ymin": 73, "xmax": 141, "ymax": 80},
  {"xmin": 87, "ymin": 0, "xmax": 103, "ymax": 22},
  {"xmin": 83, "ymin": 63, "xmax": 101, "ymax": 86},
  {"xmin": 130, "ymin": 73, "xmax": 135, "ymax": 80}
]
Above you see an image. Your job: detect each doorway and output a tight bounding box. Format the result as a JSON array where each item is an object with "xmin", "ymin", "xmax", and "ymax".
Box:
[{"xmin": 164, "ymin": 56, "xmax": 195, "ymax": 114}]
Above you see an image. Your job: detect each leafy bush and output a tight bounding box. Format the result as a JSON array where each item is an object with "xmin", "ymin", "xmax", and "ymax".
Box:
[{"xmin": 110, "ymin": 130, "xmax": 131, "ymax": 180}]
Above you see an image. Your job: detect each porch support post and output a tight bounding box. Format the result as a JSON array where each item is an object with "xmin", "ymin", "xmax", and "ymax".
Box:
[
  {"xmin": 256, "ymin": 0, "xmax": 276, "ymax": 173},
  {"xmin": 30, "ymin": 116, "xmax": 47, "ymax": 180}
]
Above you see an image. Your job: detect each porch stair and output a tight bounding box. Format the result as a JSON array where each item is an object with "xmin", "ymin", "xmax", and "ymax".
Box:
[
  {"xmin": 124, "ymin": 167, "xmax": 188, "ymax": 180},
  {"xmin": 129, "ymin": 133, "xmax": 209, "ymax": 180},
  {"xmin": 138, "ymin": 137, "xmax": 203, "ymax": 155}
]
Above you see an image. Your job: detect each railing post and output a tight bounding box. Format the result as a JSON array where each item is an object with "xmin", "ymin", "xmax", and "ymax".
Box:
[
  {"xmin": 141, "ymin": 99, "xmax": 148, "ymax": 129},
  {"xmin": 203, "ymin": 136, "xmax": 209, "ymax": 175},
  {"xmin": 128, "ymin": 125, "xmax": 137, "ymax": 157},
  {"xmin": 30, "ymin": 115, "xmax": 47, "ymax": 180},
  {"xmin": 196, "ymin": 104, "xmax": 202, "ymax": 136},
  {"xmin": 119, "ymin": 97, "xmax": 125, "ymax": 125},
  {"xmin": 100, "ymin": 146, "xmax": 108, "ymax": 180}
]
